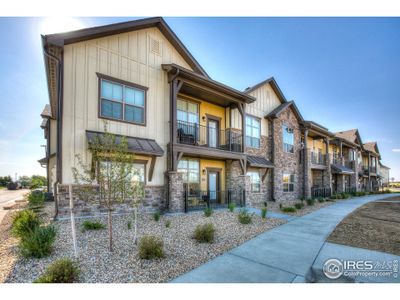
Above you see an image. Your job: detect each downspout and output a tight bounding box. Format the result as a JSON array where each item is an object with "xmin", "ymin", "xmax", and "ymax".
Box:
[
  {"xmin": 270, "ymin": 118, "xmax": 275, "ymax": 201},
  {"xmin": 43, "ymin": 43, "xmax": 63, "ymax": 218}
]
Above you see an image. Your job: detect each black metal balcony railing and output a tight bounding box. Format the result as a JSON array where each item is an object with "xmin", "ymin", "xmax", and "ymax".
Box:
[
  {"xmin": 184, "ymin": 189, "xmax": 245, "ymax": 212},
  {"xmin": 331, "ymin": 153, "xmax": 342, "ymax": 165},
  {"xmin": 362, "ymin": 165, "xmax": 369, "ymax": 175},
  {"xmin": 369, "ymin": 166, "xmax": 377, "ymax": 174},
  {"xmin": 311, "ymin": 187, "xmax": 332, "ymax": 198},
  {"xmin": 344, "ymin": 160, "xmax": 354, "ymax": 169},
  {"xmin": 177, "ymin": 120, "xmax": 243, "ymax": 152},
  {"xmin": 310, "ymin": 151, "xmax": 326, "ymax": 165},
  {"xmin": 345, "ymin": 186, "xmax": 356, "ymax": 194}
]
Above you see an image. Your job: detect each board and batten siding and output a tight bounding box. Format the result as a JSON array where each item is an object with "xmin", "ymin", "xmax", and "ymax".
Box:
[
  {"xmin": 231, "ymin": 82, "xmax": 282, "ymax": 136},
  {"xmin": 62, "ymin": 27, "xmax": 193, "ymax": 185}
]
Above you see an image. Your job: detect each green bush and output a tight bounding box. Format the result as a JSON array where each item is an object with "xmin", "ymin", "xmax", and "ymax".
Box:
[
  {"xmin": 127, "ymin": 221, "xmax": 132, "ymax": 230},
  {"xmin": 153, "ymin": 211, "xmax": 160, "ymax": 222},
  {"xmin": 28, "ymin": 191, "xmax": 45, "ymax": 209},
  {"xmin": 34, "ymin": 259, "xmax": 79, "ymax": 283},
  {"xmin": 19, "ymin": 225, "xmax": 56, "ymax": 258},
  {"xmin": 341, "ymin": 193, "xmax": 350, "ymax": 199},
  {"xmin": 228, "ymin": 202, "xmax": 236, "ymax": 212},
  {"xmin": 82, "ymin": 220, "xmax": 105, "ymax": 231},
  {"xmin": 204, "ymin": 207, "xmax": 213, "ymax": 217},
  {"xmin": 165, "ymin": 220, "xmax": 171, "ymax": 228},
  {"xmin": 317, "ymin": 197, "xmax": 325, "ymax": 203},
  {"xmin": 281, "ymin": 206, "xmax": 297, "ymax": 213},
  {"xmin": 261, "ymin": 207, "xmax": 267, "ymax": 219},
  {"xmin": 12, "ymin": 210, "xmax": 41, "ymax": 238},
  {"xmin": 279, "ymin": 203, "xmax": 283, "ymax": 209},
  {"xmin": 294, "ymin": 202, "xmax": 304, "ymax": 210},
  {"xmin": 306, "ymin": 198, "xmax": 315, "ymax": 206},
  {"xmin": 138, "ymin": 235, "xmax": 164, "ymax": 260},
  {"xmin": 193, "ymin": 223, "xmax": 215, "ymax": 243},
  {"xmin": 238, "ymin": 209, "xmax": 252, "ymax": 224}
]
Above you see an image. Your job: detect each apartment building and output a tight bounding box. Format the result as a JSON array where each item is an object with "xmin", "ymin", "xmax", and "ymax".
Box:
[{"xmin": 38, "ymin": 17, "xmax": 388, "ymax": 215}]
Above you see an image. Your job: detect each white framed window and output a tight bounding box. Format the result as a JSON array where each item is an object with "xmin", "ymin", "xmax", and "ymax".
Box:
[
  {"xmin": 245, "ymin": 115, "xmax": 261, "ymax": 148},
  {"xmin": 177, "ymin": 158, "xmax": 200, "ymax": 195},
  {"xmin": 247, "ymin": 171, "xmax": 261, "ymax": 192},
  {"xmin": 283, "ymin": 125, "xmax": 294, "ymax": 153},
  {"xmin": 283, "ymin": 173, "xmax": 295, "ymax": 192},
  {"xmin": 99, "ymin": 75, "xmax": 146, "ymax": 125}
]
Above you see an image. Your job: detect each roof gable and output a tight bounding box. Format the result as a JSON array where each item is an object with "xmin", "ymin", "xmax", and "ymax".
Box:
[
  {"xmin": 265, "ymin": 100, "xmax": 304, "ymax": 122},
  {"xmin": 43, "ymin": 17, "xmax": 208, "ymax": 78},
  {"xmin": 335, "ymin": 129, "xmax": 364, "ymax": 148},
  {"xmin": 363, "ymin": 142, "xmax": 380, "ymax": 156},
  {"xmin": 244, "ymin": 77, "xmax": 287, "ymax": 104}
]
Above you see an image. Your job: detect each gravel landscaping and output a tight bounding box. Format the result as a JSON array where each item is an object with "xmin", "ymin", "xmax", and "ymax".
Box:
[
  {"xmin": 265, "ymin": 199, "xmax": 336, "ymax": 216},
  {"xmin": 1, "ymin": 205, "xmax": 285, "ymax": 283}
]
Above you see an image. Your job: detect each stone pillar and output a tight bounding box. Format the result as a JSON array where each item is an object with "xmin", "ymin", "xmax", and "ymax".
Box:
[
  {"xmin": 167, "ymin": 171, "xmax": 184, "ymax": 212},
  {"xmin": 325, "ymin": 138, "xmax": 333, "ymax": 194},
  {"xmin": 351, "ymin": 149, "xmax": 359, "ymax": 192},
  {"xmin": 336, "ymin": 174, "xmax": 345, "ymax": 193},
  {"xmin": 368, "ymin": 153, "xmax": 371, "ymax": 191},
  {"xmin": 237, "ymin": 174, "xmax": 251, "ymax": 207}
]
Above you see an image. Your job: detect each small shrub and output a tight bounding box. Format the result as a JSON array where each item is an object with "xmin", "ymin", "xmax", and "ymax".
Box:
[
  {"xmin": 294, "ymin": 202, "xmax": 304, "ymax": 210},
  {"xmin": 238, "ymin": 209, "xmax": 252, "ymax": 224},
  {"xmin": 165, "ymin": 220, "xmax": 171, "ymax": 228},
  {"xmin": 153, "ymin": 211, "xmax": 160, "ymax": 222},
  {"xmin": 228, "ymin": 202, "xmax": 236, "ymax": 212},
  {"xmin": 82, "ymin": 220, "xmax": 105, "ymax": 231},
  {"xmin": 263, "ymin": 201, "xmax": 268, "ymax": 208},
  {"xmin": 34, "ymin": 259, "xmax": 79, "ymax": 283},
  {"xmin": 127, "ymin": 221, "xmax": 132, "ymax": 230},
  {"xmin": 204, "ymin": 207, "xmax": 213, "ymax": 217},
  {"xmin": 193, "ymin": 223, "xmax": 215, "ymax": 243},
  {"xmin": 341, "ymin": 193, "xmax": 350, "ymax": 199},
  {"xmin": 19, "ymin": 225, "xmax": 56, "ymax": 258},
  {"xmin": 279, "ymin": 203, "xmax": 283, "ymax": 209},
  {"xmin": 261, "ymin": 207, "xmax": 267, "ymax": 219},
  {"xmin": 306, "ymin": 198, "xmax": 315, "ymax": 206},
  {"xmin": 281, "ymin": 206, "xmax": 297, "ymax": 213},
  {"xmin": 12, "ymin": 210, "xmax": 41, "ymax": 238},
  {"xmin": 28, "ymin": 191, "xmax": 45, "ymax": 209},
  {"xmin": 138, "ymin": 235, "xmax": 164, "ymax": 260},
  {"xmin": 317, "ymin": 197, "xmax": 325, "ymax": 203}
]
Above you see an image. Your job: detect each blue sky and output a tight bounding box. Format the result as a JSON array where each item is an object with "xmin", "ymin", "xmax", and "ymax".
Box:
[{"xmin": 0, "ymin": 17, "xmax": 399, "ymax": 180}]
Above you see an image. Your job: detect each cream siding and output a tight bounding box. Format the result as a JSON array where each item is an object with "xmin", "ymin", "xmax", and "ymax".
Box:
[
  {"xmin": 231, "ymin": 83, "xmax": 282, "ymax": 136},
  {"xmin": 49, "ymin": 119, "xmax": 57, "ymax": 155},
  {"xmin": 61, "ymin": 27, "xmax": 193, "ymax": 185}
]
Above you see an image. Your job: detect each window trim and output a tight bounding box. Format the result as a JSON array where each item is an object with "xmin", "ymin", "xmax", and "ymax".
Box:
[
  {"xmin": 247, "ymin": 170, "xmax": 261, "ymax": 193},
  {"xmin": 282, "ymin": 124, "xmax": 295, "ymax": 154},
  {"xmin": 245, "ymin": 114, "xmax": 261, "ymax": 149},
  {"xmin": 96, "ymin": 158, "xmax": 148, "ymax": 185},
  {"xmin": 97, "ymin": 73, "xmax": 148, "ymax": 127},
  {"xmin": 283, "ymin": 173, "xmax": 295, "ymax": 193}
]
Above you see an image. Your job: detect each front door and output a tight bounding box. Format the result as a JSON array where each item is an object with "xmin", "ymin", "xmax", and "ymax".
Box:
[
  {"xmin": 207, "ymin": 119, "xmax": 219, "ymax": 148},
  {"xmin": 208, "ymin": 171, "xmax": 219, "ymax": 202}
]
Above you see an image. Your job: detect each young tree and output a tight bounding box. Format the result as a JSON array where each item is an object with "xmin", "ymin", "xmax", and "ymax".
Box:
[
  {"xmin": 0, "ymin": 176, "xmax": 12, "ymax": 187},
  {"xmin": 72, "ymin": 124, "xmax": 144, "ymax": 251}
]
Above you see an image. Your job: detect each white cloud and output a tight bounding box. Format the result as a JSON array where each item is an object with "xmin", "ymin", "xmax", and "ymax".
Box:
[{"xmin": 392, "ymin": 149, "xmax": 400, "ymax": 152}]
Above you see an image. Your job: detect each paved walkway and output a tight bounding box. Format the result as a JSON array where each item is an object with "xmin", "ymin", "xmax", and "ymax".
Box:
[
  {"xmin": 171, "ymin": 193, "xmax": 399, "ymax": 283},
  {"xmin": 0, "ymin": 189, "xmax": 28, "ymax": 224}
]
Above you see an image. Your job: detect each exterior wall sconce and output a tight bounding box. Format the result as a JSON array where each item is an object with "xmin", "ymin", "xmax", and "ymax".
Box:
[{"xmin": 202, "ymin": 169, "xmax": 206, "ymax": 175}]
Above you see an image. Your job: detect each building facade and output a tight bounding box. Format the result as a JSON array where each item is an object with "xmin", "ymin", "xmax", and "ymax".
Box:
[{"xmin": 38, "ymin": 17, "xmax": 389, "ymax": 216}]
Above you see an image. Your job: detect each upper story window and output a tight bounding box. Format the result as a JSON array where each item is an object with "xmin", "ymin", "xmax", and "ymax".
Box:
[
  {"xmin": 177, "ymin": 99, "xmax": 199, "ymax": 125},
  {"xmin": 247, "ymin": 171, "xmax": 261, "ymax": 192},
  {"xmin": 283, "ymin": 125, "xmax": 294, "ymax": 153},
  {"xmin": 98, "ymin": 74, "xmax": 147, "ymax": 125},
  {"xmin": 245, "ymin": 115, "xmax": 260, "ymax": 148}
]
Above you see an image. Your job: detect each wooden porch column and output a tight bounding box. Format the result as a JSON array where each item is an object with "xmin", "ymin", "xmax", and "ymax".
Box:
[
  {"xmin": 325, "ymin": 137, "xmax": 333, "ymax": 194},
  {"xmin": 303, "ymin": 129, "xmax": 310, "ymax": 199},
  {"xmin": 169, "ymin": 78, "xmax": 183, "ymax": 171},
  {"xmin": 368, "ymin": 153, "xmax": 371, "ymax": 191},
  {"xmin": 238, "ymin": 103, "xmax": 246, "ymax": 154},
  {"xmin": 339, "ymin": 139, "xmax": 343, "ymax": 165}
]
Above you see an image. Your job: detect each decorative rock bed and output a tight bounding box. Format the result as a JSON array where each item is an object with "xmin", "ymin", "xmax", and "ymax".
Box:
[{"xmin": 1, "ymin": 205, "xmax": 285, "ymax": 283}]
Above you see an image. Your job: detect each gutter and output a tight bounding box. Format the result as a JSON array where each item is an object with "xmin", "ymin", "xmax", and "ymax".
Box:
[{"xmin": 42, "ymin": 38, "xmax": 63, "ymax": 218}]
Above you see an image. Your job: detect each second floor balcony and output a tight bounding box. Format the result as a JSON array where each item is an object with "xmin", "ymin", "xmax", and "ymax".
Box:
[
  {"xmin": 177, "ymin": 120, "xmax": 243, "ymax": 153},
  {"xmin": 309, "ymin": 151, "xmax": 327, "ymax": 166}
]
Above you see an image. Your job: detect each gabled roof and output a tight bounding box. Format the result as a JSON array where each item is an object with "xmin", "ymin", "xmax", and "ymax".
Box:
[
  {"xmin": 244, "ymin": 77, "xmax": 288, "ymax": 104},
  {"xmin": 41, "ymin": 104, "xmax": 52, "ymax": 119},
  {"xmin": 43, "ymin": 17, "xmax": 208, "ymax": 78},
  {"xmin": 334, "ymin": 129, "xmax": 363, "ymax": 147},
  {"xmin": 363, "ymin": 142, "xmax": 380, "ymax": 157},
  {"xmin": 302, "ymin": 120, "xmax": 334, "ymax": 137},
  {"xmin": 265, "ymin": 100, "xmax": 304, "ymax": 122}
]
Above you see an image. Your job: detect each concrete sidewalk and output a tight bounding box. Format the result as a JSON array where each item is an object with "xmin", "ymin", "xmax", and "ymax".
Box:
[{"xmin": 171, "ymin": 193, "xmax": 399, "ymax": 283}]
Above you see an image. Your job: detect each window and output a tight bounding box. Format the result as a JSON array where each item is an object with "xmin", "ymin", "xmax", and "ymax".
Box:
[
  {"xmin": 283, "ymin": 125, "xmax": 294, "ymax": 153},
  {"xmin": 349, "ymin": 149, "xmax": 356, "ymax": 161},
  {"xmin": 99, "ymin": 76, "xmax": 146, "ymax": 125},
  {"xmin": 245, "ymin": 116, "xmax": 260, "ymax": 148},
  {"xmin": 98, "ymin": 161, "xmax": 146, "ymax": 185},
  {"xmin": 247, "ymin": 171, "xmax": 261, "ymax": 192},
  {"xmin": 283, "ymin": 173, "xmax": 295, "ymax": 192},
  {"xmin": 177, "ymin": 99, "xmax": 199, "ymax": 138},
  {"xmin": 177, "ymin": 158, "xmax": 200, "ymax": 195}
]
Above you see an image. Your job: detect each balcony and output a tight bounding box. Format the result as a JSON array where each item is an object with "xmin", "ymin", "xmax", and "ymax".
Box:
[
  {"xmin": 331, "ymin": 153, "xmax": 343, "ymax": 165},
  {"xmin": 311, "ymin": 186, "xmax": 332, "ymax": 198},
  {"xmin": 369, "ymin": 166, "xmax": 377, "ymax": 174},
  {"xmin": 177, "ymin": 120, "xmax": 243, "ymax": 153},
  {"xmin": 362, "ymin": 165, "xmax": 369, "ymax": 175},
  {"xmin": 310, "ymin": 151, "xmax": 326, "ymax": 166}
]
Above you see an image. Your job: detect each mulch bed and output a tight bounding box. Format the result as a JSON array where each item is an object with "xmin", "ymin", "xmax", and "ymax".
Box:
[{"xmin": 327, "ymin": 196, "xmax": 400, "ymax": 255}]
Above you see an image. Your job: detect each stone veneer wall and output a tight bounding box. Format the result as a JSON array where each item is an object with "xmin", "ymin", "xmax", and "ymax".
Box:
[
  {"xmin": 271, "ymin": 108, "xmax": 304, "ymax": 202},
  {"xmin": 55, "ymin": 184, "xmax": 166, "ymax": 219},
  {"xmin": 167, "ymin": 171, "xmax": 184, "ymax": 212}
]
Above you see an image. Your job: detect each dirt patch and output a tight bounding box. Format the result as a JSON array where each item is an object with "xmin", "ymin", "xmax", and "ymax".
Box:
[{"xmin": 328, "ymin": 197, "xmax": 400, "ymax": 256}]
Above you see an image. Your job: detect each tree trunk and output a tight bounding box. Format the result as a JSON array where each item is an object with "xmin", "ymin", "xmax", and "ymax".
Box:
[{"xmin": 108, "ymin": 209, "xmax": 113, "ymax": 252}]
